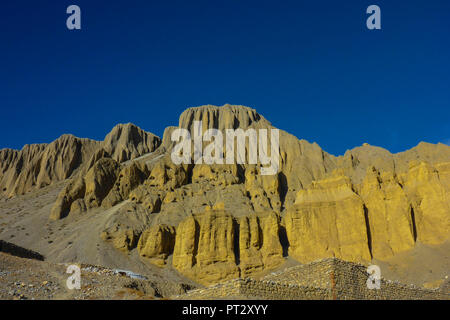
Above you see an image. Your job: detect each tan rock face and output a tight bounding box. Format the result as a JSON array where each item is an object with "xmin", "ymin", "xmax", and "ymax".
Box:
[
  {"xmin": 0, "ymin": 135, "xmax": 100, "ymax": 198},
  {"xmin": 394, "ymin": 142, "xmax": 450, "ymax": 173},
  {"xmin": 49, "ymin": 176, "xmax": 86, "ymax": 220},
  {"xmin": 174, "ymin": 105, "xmax": 337, "ymax": 210},
  {"xmin": 102, "ymin": 163, "xmax": 147, "ymax": 209},
  {"xmin": 49, "ymin": 158, "xmax": 120, "ymax": 220},
  {"xmin": 337, "ymin": 144, "xmax": 396, "ymax": 185},
  {"xmin": 69, "ymin": 198, "xmax": 87, "ymax": 215},
  {"xmin": 82, "ymin": 148, "xmax": 110, "ymax": 175},
  {"xmin": 102, "ymin": 123, "xmax": 161, "ymax": 163},
  {"xmin": 278, "ymin": 132, "xmax": 337, "ymax": 207},
  {"xmin": 145, "ymin": 160, "xmax": 188, "ymax": 190},
  {"xmin": 244, "ymin": 166, "xmax": 281, "ymax": 212},
  {"xmin": 1, "ymin": 123, "xmax": 160, "ymax": 199},
  {"xmin": 130, "ymin": 187, "xmax": 162, "ymax": 213},
  {"xmin": 335, "ymin": 142, "xmax": 450, "ymax": 185},
  {"xmin": 178, "ymin": 104, "xmax": 271, "ymax": 133},
  {"xmin": 192, "ymin": 164, "xmax": 242, "ymax": 187},
  {"xmin": 101, "ymin": 202, "xmax": 152, "ymax": 252},
  {"xmin": 84, "ymin": 158, "xmax": 121, "ymax": 208},
  {"xmin": 47, "ymin": 123, "xmax": 161, "ymax": 220},
  {"xmin": 285, "ymin": 173, "xmax": 372, "ymax": 263}
]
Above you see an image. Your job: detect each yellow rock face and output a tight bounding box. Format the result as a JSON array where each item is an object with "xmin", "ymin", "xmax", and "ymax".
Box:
[
  {"xmin": 285, "ymin": 161, "xmax": 450, "ymax": 264},
  {"xmin": 172, "ymin": 215, "xmax": 198, "ymax": 273},
  {"xmin": 285, "ymin": 174, "xmax": 371, "ymax": 263},
  {"xmin": 239, "ymin": 211, "xmax": 284, "ymax": 277},
  {"xmin": 402, "ymin": 162, "xmax": 450, "ymax": 245},
  {"xmin": 436, "ymin": 162, "xmax": 450, "ymax": 202},
  {"xmin": 172, "ymin": 206, "xmax": 284, "ymax": 284},
  {"xmin": 196, "ymin": 207, "xmax": 239, "ymax": 278},
  {"xmin": 173, "ymin": 206, "xmax": 239, "ymax": 285},
  {"xmin": 138, "ymin": 224, "xmax": 175, "ymax": 266},
  {"xmin": 360, "ymin": 167, "xmax": 415, "ymax": 259}
]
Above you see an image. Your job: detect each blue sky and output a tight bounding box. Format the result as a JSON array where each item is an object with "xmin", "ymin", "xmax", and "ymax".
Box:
[{"xmin": 1, "ymin": 0, "xmax": 449, "ymax": 155}]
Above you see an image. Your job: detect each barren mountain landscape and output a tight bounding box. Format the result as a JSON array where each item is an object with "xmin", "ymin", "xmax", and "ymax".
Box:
[{"xmin": 0, "ymin": 105, "xmax": 449, "ymax": 300}]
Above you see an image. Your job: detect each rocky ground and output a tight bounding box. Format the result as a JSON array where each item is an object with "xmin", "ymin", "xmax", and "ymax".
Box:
[{"xmin": 0, "ymin": 252, "xmax": 194, "ymax": 300}]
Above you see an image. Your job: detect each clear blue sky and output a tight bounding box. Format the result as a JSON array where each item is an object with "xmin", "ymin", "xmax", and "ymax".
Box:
[{"xmin": 1, "ymin": 0, "xmax": 449, "ymax": 155}]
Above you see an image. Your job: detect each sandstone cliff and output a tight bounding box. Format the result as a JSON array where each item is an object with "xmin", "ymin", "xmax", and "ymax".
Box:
[{"xmin": 2, "ymin": 104, "xmax": 449, "ymax": 286}]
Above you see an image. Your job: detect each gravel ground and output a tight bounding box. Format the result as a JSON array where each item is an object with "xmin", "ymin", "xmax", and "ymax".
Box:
[{"xmin": 0, "ymin": 252, "xmax": 194, "ymax": 300}]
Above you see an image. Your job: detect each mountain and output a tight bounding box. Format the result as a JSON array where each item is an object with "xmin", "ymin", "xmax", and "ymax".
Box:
[{"xmin": 0, "ymin": 104, "xmax": 449, "ymax": 287}]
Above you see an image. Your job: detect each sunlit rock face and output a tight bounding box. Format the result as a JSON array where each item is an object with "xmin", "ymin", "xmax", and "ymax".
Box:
[
  {"xmin": 3, "ymin": 104, "xmax": 449, "ymax": 285},
  {"xmin": 285, "ymin": 173, "xmax": 372, "ymax": 264}
]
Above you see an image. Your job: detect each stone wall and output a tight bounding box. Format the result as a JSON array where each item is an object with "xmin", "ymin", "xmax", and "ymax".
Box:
[
  {"xmin": 173, "ymin": 278, "xmax": 329, "ymax": 300},
  {"xmin": 330, "ymin": 259, "xmax": 448, "ymax": 300},
  {"xmin": 262, "ymin": 258, "xmax": 336, "ymax": 289},
  {"xmin": 238, "ymin": 279, "xmax": 330, "ymax": 300},
  {"xmin": 175, "ymin": 258, "xmax": 450, "ymax": 300}
]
